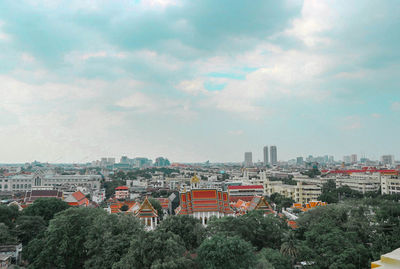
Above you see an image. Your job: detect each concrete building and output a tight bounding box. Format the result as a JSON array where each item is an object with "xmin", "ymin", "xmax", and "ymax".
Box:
[
  {"xmin": 244, "ymin": 152, "xmax": 253, "ymax": 167},
  {"xmin": 296, "ymin": 157, "xmax": 304, "ymax": 165},
  {"xmin": 381, "ymin": 175, "xmax": 400, "ymax": 195},
  {"xmin": 261, "ymin": 173, "xmax": 321, "ymax": 204},
  {"xmin": 336, "ymin": 173, "xmax": 381, "ymax": 194},
  {"xmin": 350, "ymin": 154, "xmax": 358, "ymax": 164},
  {"xmin": 0, "ymin": 170, "xmax": 101, "ymax": 193},
  {"xmin": 263, "ymin": 146, "xmax": 269, "ymax": 166},
  {"xmin": 270, "ymin": 146, "xmax": 277, "ymax": 165},
  {"xmin": 371, "ymin": 247, "xmax": 400, "ymax": 268},
  {"xmin": 381, "ymin": 155, "xmax": 395, "ymax": 165},
  {"xmin": 228, "ymin": 185, "xmax": 264, "ymax": 202}
]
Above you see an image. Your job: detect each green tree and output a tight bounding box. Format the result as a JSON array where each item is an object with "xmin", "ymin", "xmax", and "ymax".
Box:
[
  {"xmin": 0, "ymin": 204, "xmax": 20, "ymax": 228},
  {"xmin": 156, "ymin": 215, "xmax": 205, "ymax": 251},
  {"xmin": 280, "ymin": 231, "xmax": 299, "ymax": 267},
  {"xmin": 208, "ymin": 210, "xmax": 288, "ymax": 250},
  {"xmin": 257, "ymin": 248, "xmax": 291, "ymax": 269},
  {"xmin": 24, "ymin": 208, "xmax": 104, "ymax": 269},
  {"xmin": 295, "ymin": 204, "xmax": 370, "ymax": 268},
  {"xmin": 149, "ymin": 198, "xmax": 164, "ymax": 220},
  {"xmin": 23, "ymin": 198, "xmax": 69, "ymax": 223},
  {"xmin": 269, "ymin": 193, "xmax": 295, "ymax": 211},
  {"xmin": 84, "ymin": 213, "xmax": 144, "ymax": 269},
  {"xmin": 0, "ymin": 223, "xmax": 17, "ymax": 244},
  {"xmin": 197, "ymin": 234, "xmax": 256, "ymax": 269},
  {"xmin": 113, "ymin": 230, "xmax": 193, "ymax": 269},
  {"xmin": 14, "ymin": 215, "xmax": 46, "ymax": 245},
  {"xmin": 103, "ymin": 180, "xmax": 126, "ymax": 199}
]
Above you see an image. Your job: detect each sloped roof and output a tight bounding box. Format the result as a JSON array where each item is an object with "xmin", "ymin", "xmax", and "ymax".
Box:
[{"xmin": 135, "ymin": 197, "xmax": 158, "ymax": 218}]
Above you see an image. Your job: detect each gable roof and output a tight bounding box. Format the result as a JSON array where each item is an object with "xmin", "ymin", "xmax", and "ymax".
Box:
[{"xmin": 135, "ymin": 197, "xmax": 158, "ymax": 218}]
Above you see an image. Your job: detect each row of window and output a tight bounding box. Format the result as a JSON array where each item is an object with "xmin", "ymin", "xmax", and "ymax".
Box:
[{"xmin": 0, "ymin": 184, "xmax": 32, "ymax": 189}]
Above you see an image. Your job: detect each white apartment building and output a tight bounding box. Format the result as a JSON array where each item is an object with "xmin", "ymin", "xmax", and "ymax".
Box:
[
  {"xmin": 335, "ymin": 173, "xmax": 381, "ymax": 194},
  {"xmin": 0, "ymin": 170, "xmax": 101, "ymax": 192},
  {"xmin": 381, "ymin": 176, "xmax": 400, "ymax": 195},
  {"xmin": 262, "ymin": 175, "xmax": 321, "ymax": 204}
]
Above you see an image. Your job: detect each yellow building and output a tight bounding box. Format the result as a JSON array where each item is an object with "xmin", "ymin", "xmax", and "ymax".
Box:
[{"xmin": 371, "ymin": 248, "xmax": 400, "ymax": 268}]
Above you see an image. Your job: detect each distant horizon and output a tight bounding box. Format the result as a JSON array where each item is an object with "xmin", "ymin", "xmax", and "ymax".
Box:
[
  {"xmin": 0, "ymin": 0, "xmax": 399, "ymax": 164},
  {"xmin": 0, "ymin": 151, "xmax": 396, "ymax": 165}
]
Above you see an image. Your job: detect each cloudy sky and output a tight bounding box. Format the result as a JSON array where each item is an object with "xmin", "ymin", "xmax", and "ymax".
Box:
[{"xmin": 0, "ymin": 0, "xmax": 399, "ymax": 163}]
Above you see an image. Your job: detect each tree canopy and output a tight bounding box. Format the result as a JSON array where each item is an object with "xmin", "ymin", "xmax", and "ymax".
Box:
[{"xmin": 197, "ymin": 234, "xmax": 256, "ymax": 269}]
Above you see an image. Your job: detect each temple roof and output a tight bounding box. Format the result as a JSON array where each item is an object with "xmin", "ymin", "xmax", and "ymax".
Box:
[{"xmin": 191, "ymin": 174, "xmax": 200, "ymax": 184}]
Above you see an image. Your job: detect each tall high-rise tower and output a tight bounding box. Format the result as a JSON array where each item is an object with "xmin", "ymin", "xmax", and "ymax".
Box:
[
  {"xmin": 263, "ymin": 146, "xmax": 269, "ymax": 166},
  {"xmin": 270, "ymin": 146, "xmax": 277, "ymax": 165},
  {"xmin": 244, "ymin": 152, "xmax": 253, "ymax": 167}
]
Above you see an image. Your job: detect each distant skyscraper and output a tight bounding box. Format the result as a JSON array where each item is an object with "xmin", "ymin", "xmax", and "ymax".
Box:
[
  {"xmin": 263, "ymin": 146, "xmax": 269, "ymax": 166},
  {"xmin": 270, "ymin": 146, "xmax": 277, "ymax": 165},
  {"xmin": 381, "ymin": 155, "xmax": 394, "ymax": 165},
  {"xmin": 244, "ymin": 152, "xmax": 253, "ymax": 167},
  {"xmin": 350, "ymin": 154, "xmax": 358, "ymax": 163},
  {"xmin": 296, "ymin": 157, "xmax": 304, "ymax": 165}
]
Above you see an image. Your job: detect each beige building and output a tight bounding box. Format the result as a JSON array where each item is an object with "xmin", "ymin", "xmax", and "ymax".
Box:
[
  {"xmin": 381, "ymin": 176, "xmax": 400, "ymax": 195},
  {"xmin": 263, "ymin": 178, "xmax": 321, "ymax": 204},
  {"xmin": 336, "ymin": 173, "xmax": 381, "ymax": 194},
  {"xmin": 371, "ymin": 247, "xmax": 400, "ymax": 268}
]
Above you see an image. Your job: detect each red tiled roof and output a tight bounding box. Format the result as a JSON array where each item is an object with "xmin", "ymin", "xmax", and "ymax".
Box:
[
  {"xmin": 155, "ymin": 198, "xmax": 169, "ymax": 209},
  {"xmin": 72, "ymin": 191, "xmax": 86, "ymax": 201},
  {"xmin": 229, "ymin": 196, "xmax": 255, "ymax": 202},
  {"xmin": 115, "ymin": 186, "xmax": 129, "ymax": 190}
]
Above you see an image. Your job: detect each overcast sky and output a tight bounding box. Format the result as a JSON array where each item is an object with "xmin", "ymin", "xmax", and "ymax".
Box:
[{"xmin": 0, "ymin": 0, "xmax": 399, "ymax": 163}]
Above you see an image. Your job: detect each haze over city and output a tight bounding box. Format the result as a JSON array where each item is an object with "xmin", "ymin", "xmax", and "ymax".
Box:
[{"xmin": 0, "ymin": 0, "xmax": 399, "ymax": 163}]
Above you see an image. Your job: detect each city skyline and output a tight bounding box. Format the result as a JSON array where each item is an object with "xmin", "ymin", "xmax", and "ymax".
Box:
[{"xmin": 0, "ymin": 0, "xmax": 399, "ymax": 163}]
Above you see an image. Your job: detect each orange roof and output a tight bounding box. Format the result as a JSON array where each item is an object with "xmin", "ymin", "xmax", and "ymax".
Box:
[
  {"xmin": 72, "ymin": 191, "xmax": 86, "ymax": 201},
  {"xmin": 287, "ymin": 220, "xmax": 298, "ymax": 229},
  {"xmin": 110, "ymin": 200, "xmax": 138, "ymax": 214},
  {"xmin": 115, "ymin": 186, "xmax": 129, "ymax": 190},
  {"xmin": 155, "ymin": 198, "xmax": 169, "ymax": 209},
  {"xmin": 67, "ymin": 191, "xmax": 89, "ymax": 206}
]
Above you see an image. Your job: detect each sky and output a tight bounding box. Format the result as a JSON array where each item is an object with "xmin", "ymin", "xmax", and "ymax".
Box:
[{"xmin": 0, "ymin": 0, "xmax": 399, "ymax": 163}]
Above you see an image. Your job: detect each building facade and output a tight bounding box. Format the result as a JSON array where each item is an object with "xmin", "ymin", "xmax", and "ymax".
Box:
[
  {"xmin": 270, "ymin": 146, "xmax": 277, "ymax": 165},
  {"xmin": 0, "ymin": 170, "xmax": 101, "ymax": 193},
  {"xmin": 263, "ymin": 146, "xmax": 269, "ymax": 166},
  {"xmin": 244, "ymin": 152, "xmax": 253, "ymax": 167},
  {"xmin": 176, "ymin": 176, "xmax": 233, "ymax": 225}
]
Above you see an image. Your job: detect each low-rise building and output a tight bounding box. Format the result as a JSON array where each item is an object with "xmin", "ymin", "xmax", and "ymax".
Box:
[
  {"xmin": 227, "ymin": 185, "xmax": 264, "ymax": 202},
  {"xmin": 381, "ymin": 176, "xmax": 400, "ymax": 195},
  {"xmin": 115, "ymin": 186, "xmax": 129, "ymax": 200},
  {"xmin": 65, "ymin": 191, "xmax": 89, "ymax": 207},
  {"xmin": 371, "ymin": 247, "xmax": 400, "ymax": 268},
  {"xmin": 24, "ymin": 190, "xmax": 63, "ymax": 204}
]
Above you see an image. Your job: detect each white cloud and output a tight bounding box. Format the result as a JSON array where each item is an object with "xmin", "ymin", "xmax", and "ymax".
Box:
[
  {"xmin": 284, "ymin": 0, "xmax": 334, "ymax": 46},
  {"xmin": 116, "ymin": 92, "xmax": 157, "ymax": 112},
  {"xmin": 116, "ymin": 91, "xmax": 196, "ymax": 119},
  {"xmin": 371, "ymin": 113, "xmax": 381, "ymax": 118},
  {"xmin": 342, "ymin": 116, "xmax": 362, "ymax": 130},
  {"xmin": 391, "ymin": 102, "xmax": 400, "ymax": 111},
  {"xmin": 21, "ymin": 53, "xmax": 35, "ymax": 63},
  {"xmin": 176, "ymin": 79, "xmax": 207, "ymax": 96},
  {"xmin": 228, "ymin": 130, "xmax": 244, "ymax": 136},
  {"xmin": 0, "ymin": 21, "xmax": 10, "ymax": 41}
]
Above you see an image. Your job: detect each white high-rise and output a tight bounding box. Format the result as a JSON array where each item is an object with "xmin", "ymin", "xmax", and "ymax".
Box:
[
  {"xmin": 270, "ymin": 146, "xmax": 277, "ymax": 165},
  {"xmin": 244, "ymin": 152, "xmax": 253, "ymax": 167},
  {"xmin": 263, "ymin": 146, "xmax": 269, "ymax": 166}
]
